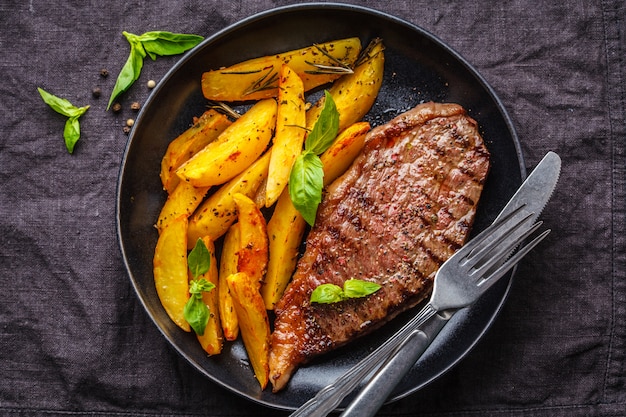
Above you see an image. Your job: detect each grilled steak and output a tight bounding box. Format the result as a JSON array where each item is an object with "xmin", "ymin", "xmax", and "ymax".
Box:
[{"xmin": 269, "ymin": 102, "xmax": 490, "ymax": 391}]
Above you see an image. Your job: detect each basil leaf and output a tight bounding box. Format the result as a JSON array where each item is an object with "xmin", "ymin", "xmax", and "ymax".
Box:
[
  {"xmin": 38, "ymin": 88, "xmax": 81, "ymax": 117},
  {"xmin": 311, "ymin": 279, "xmax": 381, "ymax": 304},
  {"xmin": 138, "ymin": 31, "xmax": 204, "ymax": 60},
  {"xmin": 289, "ymin": 151, "xmax": 324, "ymax": 226},
  {"xmin": 343, "ymin": 279, "xmax": 382, "ymax": 299},
  {"xmin": 310, "ymin": 283, "xmax": 344, "ymax": 304},
  {"xmin": 184, "ymin": 278, "xmax": 215, "ymax": 335},
  {"xmin": 188, "ymin": 238, "xmax": 211, "ymax": 279},
  {"xmin": 38, "ymin": 88, "xmax": 89, "ymax": 154},
  {"xmin": 183, "ymin": 296, "xmax": 209, "ymax": 336},
  {"xmin": 107, "ymin": 30, "xmax": 202, "ymax": 110},
  {"xmin": 305, "ymin": 91, "xmax": 339, "ymax": 155},
  {"xmin": 107, "ymin": 40, "xmax": 145, "ymax": 110},
  {"xmin": 63, "ymin": 117, "xmax": 81, "ymax": 154}
]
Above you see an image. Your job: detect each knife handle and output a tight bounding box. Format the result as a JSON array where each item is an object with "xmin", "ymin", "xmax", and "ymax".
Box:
[{"xmin": 339, "ymin": 313, "xmax": 449, "ymax": 417}]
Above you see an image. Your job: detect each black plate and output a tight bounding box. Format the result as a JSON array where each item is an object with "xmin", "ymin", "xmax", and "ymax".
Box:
[{"xmin": 116, "ymin": 3, "xmax": 525, "ymax": 411}]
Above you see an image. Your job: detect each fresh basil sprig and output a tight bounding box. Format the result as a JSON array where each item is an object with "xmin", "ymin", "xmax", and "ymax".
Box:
[
  {"xmin": 288, "ymin": 91, "xmax": 340, "ymax": 225},
  {"xmin": 37, "ymin": 87, "xmax": 90, "ymax": 154},
  {"xmin": 183, "ymin": 238, "xmax": 215, "ymax": 335},
  {"xmin": 310, "ymin": 279, "xmax": 382, "ymax": 304},
  {"xmin": 107, "ymin": 30, "xmax": 204, "ymax": 110}
]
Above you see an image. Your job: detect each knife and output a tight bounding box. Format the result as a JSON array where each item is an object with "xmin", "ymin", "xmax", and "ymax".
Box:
[{"xmin": 338, "ymin": 151, "xmax": 561, "ymax": 417}]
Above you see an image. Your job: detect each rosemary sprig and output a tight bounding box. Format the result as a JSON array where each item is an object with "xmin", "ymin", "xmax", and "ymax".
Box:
[
  {"xmin": 207, "ymin": 101, "xmax": 241, "ymax": 119},
  {"xmin": 243, "ymin": 67, "xmax": 280, "ymax": 96},
  {"xmin": 285, "ymin": 124, "xmax": 311, "ymax": 131},
  {"xmin": 355, "ymin": 37, "xmax": 384, "ymax": 67},
  {"xmin": 304, "ymin": 43, "xmax": 355, "ymax": 75},
  {"xmin": 220, "ymin": 69, "xmax": 263, "ymax": 75},
  {"xmin": 304, "ymin": 62, "xmax": 354, "ymax": 75}
]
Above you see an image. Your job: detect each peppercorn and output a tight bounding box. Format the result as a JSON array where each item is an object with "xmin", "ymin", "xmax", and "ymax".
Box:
[
  {"xmin": 92, "ymin": 87, "xmax": 101, "ymax": 98},
  {"xmin": 147, "ymin": 79, "xmax": 156, "ymax": 89},
  {"xmin": 100, "ymin": 68, "xmax": 109, "ymax": 78},
  {"xmin": 126, "ymin": 118, "xmax": 135, "ymax": 127},
  {"xmin": 130, "ymin": 101, "xmax": 141, "ymax": 111},
  {"xmin": 123, "ymin": 126, "xmax": 131, "ymax": 135},
  {"xmin": 111, "ymin": 102, "xmax": 122, "ymax": 113}
]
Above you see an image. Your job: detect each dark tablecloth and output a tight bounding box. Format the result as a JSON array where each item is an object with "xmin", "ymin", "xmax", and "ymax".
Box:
[{"xmin": 1, "ymin": 1, "xmax": 624, "ymax": 416}]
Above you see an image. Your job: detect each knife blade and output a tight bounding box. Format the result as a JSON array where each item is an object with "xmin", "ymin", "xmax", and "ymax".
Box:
[
  {"xmin": 337, "ymin": 151, "xmax": 561, "ymax": 417},
  {"xmin": 494, "ymin": 151, "xmax": 561, "ymax": 224}
]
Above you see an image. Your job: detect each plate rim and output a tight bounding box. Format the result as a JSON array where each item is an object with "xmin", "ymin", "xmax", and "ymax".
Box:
[{"xmin": 116, "ymin": 2, "xmax": 526, "ymax": 410}]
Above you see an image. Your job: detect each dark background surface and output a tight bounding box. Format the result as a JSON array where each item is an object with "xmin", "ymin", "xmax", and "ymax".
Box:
[{"xmin": 0, "ymin": 1, "xmax": 624, "ymax": 416}]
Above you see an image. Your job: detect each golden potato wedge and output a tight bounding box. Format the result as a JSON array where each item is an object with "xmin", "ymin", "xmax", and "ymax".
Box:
[
  {"xmin": 160, "ymin": 109, "xmax": 232, "ymax": 194},
  {"xmin": 265, "ymin": 65, "xmax": 306, "ymax": 207},
  {"xmin": 194, "ymin": 237, "xmax": 223, "ymax": 355},
  {"xmin": 319, "ymin": 121, "xmax": 370, "ymax": 186},
  {"xmin": 232, "ymin": 193, "xmax": 268, "ymax": 289},
  {"xmin": 261, "ymin": 188, "xmax": 307, "ymax": 309},
  {"xmin": 201, "ymin": 38, "xmax": 362, "ymax": 102},
  {"xmin": 176, "ymin": 99, "xmax": 277, "ymax": 188},
  {"xmin": 306, "ymin": 38, "xmax": 384, "ymax": 131},
  {"xmin": 153, "ymin": 215, "xmax": 190, "ymax": 332},
  {"xmin": 187, "ymin": 149, "xmax": 271, "ymax": 247},
  {"xmin": 219, "ymin": 224, "xmax": 240, "ymax": 341},
  {"xmin": 226, "ymin": 272, "xmax": 271, "ymax": 390},
  {"xmin": 156, "ymin": 182, "xmax": 209, "ymax": 234}
]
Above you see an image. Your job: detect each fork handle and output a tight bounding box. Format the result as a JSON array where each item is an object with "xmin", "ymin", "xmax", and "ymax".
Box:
[
  {"xmin": 290, "ymin": 304, "xmax": 439, "ymax": 417},
  {"xmin": 339, "ymin": 312, "xmax": 450, "ymax": 417}
]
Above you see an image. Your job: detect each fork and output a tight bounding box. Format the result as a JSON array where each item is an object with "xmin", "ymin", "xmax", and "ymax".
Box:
[{"xmin": 290, "ymin": 205, "xmax": 550, "ymax": 417}]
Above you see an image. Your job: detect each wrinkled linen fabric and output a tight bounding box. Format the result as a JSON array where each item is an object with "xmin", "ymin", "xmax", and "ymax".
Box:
[{"xmin": 0, "ymin": 0, "xmax": 624, "ymax": 416}]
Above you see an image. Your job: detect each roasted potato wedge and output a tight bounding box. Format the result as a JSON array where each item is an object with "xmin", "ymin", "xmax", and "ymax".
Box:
[
  {"xmin": 226, "ymin": 272, "xmax": 271, "ymax": 389},
  {"xmin": 194, "ymin": 237, "xmax": 223, "ymax": 355},
  {"xmin": 153, "ymin": 215, "xmax": 190, "ymax": 332},
  {"xmin": 306, "ymin": 38, "xmax": 384, "ymax": 131},
  {"xmin": 319, "ymin": 121, "xmax": 370, "ymax": 185},
  {"xmin": 201, "ymin": 38, "xmax": 362, "ymax": 102},
  {"xmin": 219, "ymin": 224, "xmax": 240, "ymax": 341},
  {"xmin": 261, "ymin": 188, "xmax": 307, "ymax": 309},
  {"xmin": 187, "ymin": 150, "xmax": 271, "ymax": 246},
  {"xmin": 160, "ymin": 109, "xmax": 231, "ymax": 194},
  {"xmin": 232, "ymin": 193, "xmax": 268, "ymax": 289},
  {"xmin": 265, "ymin": 65, "xmax": 306, "ymax": 207},
  {"xmin": 156, "ymin": 182, "xmax": 209, "ymax": 234},
  {"xmin": 176, "ymin": 99, "xmax": 277, "ymax": 188}
]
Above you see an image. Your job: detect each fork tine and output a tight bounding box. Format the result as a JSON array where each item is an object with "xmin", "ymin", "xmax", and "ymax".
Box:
[
  {"xmin": 471, "ymin": 220, "xmax": 543, "ymax": 279},
  {"xmin": 464, "ymin": 212, "xmax": 535, "ymax": 265},
  {"xmin": 459, "ymin": 204, "xmax": 527, "ymax": 255},
  {"xmin": 476, "ymin": 228, "xmax": 551, "ymax": 288}
]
